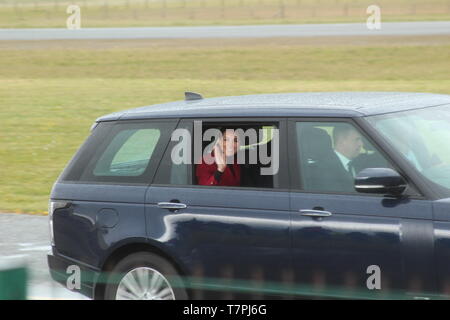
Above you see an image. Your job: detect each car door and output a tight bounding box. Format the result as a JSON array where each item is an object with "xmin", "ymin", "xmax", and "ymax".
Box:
[
  {"xmin": 145, "ymin": 118, "xmax": 292, "ymax": 298},
  {"xmin": 287, "ymin": 118, "xmax": 436, "ymax": 299}
]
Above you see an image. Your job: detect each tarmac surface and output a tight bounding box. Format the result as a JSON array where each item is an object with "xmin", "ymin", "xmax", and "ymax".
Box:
[
  {"xmin": 0, "ymin": 21, "xmax": 449, "ymax": 40},
  {"xmin": 0, "ymin": 213, "xmax": 88, "ymax": 300}
]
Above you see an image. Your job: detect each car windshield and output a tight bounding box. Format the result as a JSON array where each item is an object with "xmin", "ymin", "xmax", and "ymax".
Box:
[{"xmin": 367, "ymin": 105, "xmax": 450, "ymax": 194}]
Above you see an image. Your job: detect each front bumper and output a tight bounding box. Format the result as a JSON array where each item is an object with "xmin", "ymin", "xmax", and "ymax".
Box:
[{"xmin": 47, "ymin": 252, "xmax": 101, "ymax": 299}]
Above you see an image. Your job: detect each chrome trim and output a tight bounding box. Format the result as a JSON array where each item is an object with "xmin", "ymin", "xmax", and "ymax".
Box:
[
  {"xmin": 157, "ymin": 202, "xmax": 187, "ymax": 210},
  {"xmin": 355, "ymin": 185, "xmax": 385, "ymax": 189},
  {"xmin": 300, "ymin": 209, "xmax": 332, "ymax": 217}
]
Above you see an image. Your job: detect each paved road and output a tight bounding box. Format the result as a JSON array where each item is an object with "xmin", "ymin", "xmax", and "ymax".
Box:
[
  {"xmin": 0, "ymin": 21, "xmax": 449, "ymax": 40},
  {"xmin": 0, "ymin": 213, "xmax": 87, "ymax": 300}
]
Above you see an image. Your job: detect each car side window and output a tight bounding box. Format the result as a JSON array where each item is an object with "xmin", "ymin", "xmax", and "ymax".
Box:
[
  {"xmin": 61, "ymin": 120, "xmax": 176, "ymax": 184},
  {"xmin": 93, "ymin": 128, "xmax": 161, "ymax": 177},
  {"xmin": 295, "ymin": 121, "xmax": 393, "ymax": 193},
  {"xmin": 153, "ymin": 120, "xmax": 284, "ymax": 189}
]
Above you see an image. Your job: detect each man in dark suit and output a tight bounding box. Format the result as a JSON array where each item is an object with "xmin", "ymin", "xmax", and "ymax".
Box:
[{"xmin": 321, "ymin": 125, "xmax": 364, "ymax": 193}]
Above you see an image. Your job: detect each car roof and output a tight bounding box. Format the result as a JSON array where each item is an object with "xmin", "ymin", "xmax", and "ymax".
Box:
[{"xmin": 96, "ymin": 92, "xmax": 450, "ymax": 122}]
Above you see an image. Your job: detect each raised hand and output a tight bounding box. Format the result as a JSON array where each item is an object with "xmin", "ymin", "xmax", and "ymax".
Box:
[{"xmin": 214, "ymin": 140, "xmax": 227, "ymax": 172}]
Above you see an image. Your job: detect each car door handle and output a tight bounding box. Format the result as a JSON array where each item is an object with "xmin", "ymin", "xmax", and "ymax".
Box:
[
  {"xmin": 157, "ymin": 202, "xmax": 187, "ymax": 210},
  {"xmin": 300, "ymin": 209, "xmax": 332, "ymax": 218}
]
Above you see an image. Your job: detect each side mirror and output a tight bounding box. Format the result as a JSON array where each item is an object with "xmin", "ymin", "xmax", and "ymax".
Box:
[{"xmin": 355, "ymin": 168, "xmax": 408, "ymax": 196}]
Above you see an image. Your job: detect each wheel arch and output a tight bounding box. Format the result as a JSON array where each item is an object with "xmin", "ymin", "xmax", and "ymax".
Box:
[{"xmin": 94, "ymin": 238, "xmax": 190, "ymax": 299}]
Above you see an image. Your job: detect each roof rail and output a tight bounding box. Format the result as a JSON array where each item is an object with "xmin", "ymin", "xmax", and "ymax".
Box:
[{"xmin": 185, "ymin": 92, "xmax": 203, "ymax": 101}]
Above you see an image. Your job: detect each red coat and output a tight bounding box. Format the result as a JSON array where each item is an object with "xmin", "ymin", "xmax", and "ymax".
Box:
[{"xmin": 196, "ymin": 152, "xmax": 241, "ymax": 186}]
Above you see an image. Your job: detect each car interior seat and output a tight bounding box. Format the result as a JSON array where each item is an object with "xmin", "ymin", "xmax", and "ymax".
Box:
[{"xmin": 297, "ymin": 125, "xmax": 335, "ymax": 191}]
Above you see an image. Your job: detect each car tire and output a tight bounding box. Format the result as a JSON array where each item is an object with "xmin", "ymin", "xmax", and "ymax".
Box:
[{"xmin": 104, "ymin": 251, "xmax": 188, "ymax": 300}]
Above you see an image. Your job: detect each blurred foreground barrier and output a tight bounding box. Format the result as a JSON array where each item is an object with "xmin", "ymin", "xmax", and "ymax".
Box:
[{"xmin": 0, "ymin": 257, "xmax": 28, "ymax": 300}]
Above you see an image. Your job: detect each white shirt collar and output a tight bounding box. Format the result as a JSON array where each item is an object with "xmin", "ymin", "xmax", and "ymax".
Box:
[{"xmin": 334, "ymin": 150, "xmax": 351, "ymax": 170}]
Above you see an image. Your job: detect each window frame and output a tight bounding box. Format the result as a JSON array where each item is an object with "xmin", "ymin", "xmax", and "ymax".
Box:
[
  {"xmin": 287, "ymin": 117, "xmax": 426, "ymax": 199},
  {"xmin": 152, "ymin": 119, "xmax": 193, "ymax": 186},
  {"xmin": 151, "ymin": 117, "xmax": 290, "ymax": 192}
]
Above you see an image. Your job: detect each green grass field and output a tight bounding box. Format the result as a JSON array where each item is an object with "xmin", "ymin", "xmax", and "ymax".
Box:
[
  {"xmin": 1, "ymin": 0, "xmax": 449, "ymax": 28},
  {"xmin": 0, "ymin": 36, "xmax": 449, "ymax": 214}
]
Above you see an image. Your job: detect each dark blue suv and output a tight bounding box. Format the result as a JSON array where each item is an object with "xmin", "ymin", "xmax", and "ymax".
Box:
[{"xmin": 48, "ymin": 92, "xmax": 450, "ymax": 300}]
